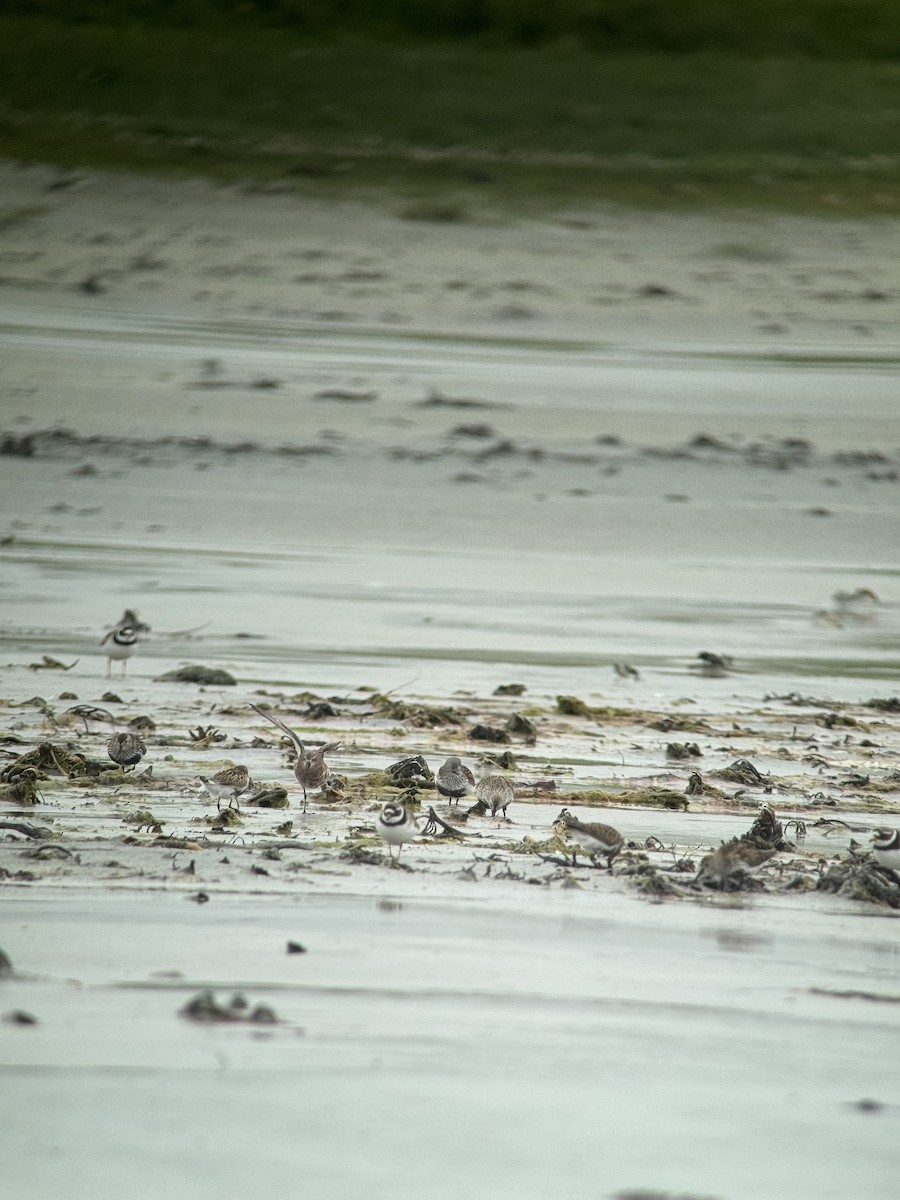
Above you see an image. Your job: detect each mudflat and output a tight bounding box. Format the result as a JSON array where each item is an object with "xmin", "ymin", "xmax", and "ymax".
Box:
[{"xmin": 1, "ymin": 161, "xmax": 899, "ymax": 1200}]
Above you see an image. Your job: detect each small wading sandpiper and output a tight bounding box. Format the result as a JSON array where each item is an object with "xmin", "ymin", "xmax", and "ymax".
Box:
[
  {"xmin": 557, "ymin": 809, "xmax": 624, "ymax": 870},
  {"xmin": 198, "ymin": 764, "xmax": 251, "ymax": 810},
  {"xmin": 475, "ymin": 774, "xmax": 515, "ymax": 820},
  {"xmin": 695, "ymin": 841, "xmax": 777, "ymax": 886},
  {"xmin": 436, "ymin": 756, "xmax": 475, "ymax": 806},
  {"xmin": 107, "ymin": 731, "xmax": 146, "ymax": 771}
]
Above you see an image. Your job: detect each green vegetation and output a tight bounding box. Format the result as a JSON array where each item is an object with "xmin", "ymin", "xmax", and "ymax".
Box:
[
  {"xmin": 7, "ymin": 2, "xmax": 900, "ymax": 57},
  {"xmin": 1, "ymin": 11, "xmax": 899, "ymax": 213}
]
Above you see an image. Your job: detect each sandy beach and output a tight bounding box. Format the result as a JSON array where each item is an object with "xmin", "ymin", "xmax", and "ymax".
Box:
[{"xmin": 2, "ymin": 161, "xmax": 900, "ymax": 1199}]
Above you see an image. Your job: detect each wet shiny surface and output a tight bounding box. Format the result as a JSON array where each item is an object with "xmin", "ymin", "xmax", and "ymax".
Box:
[{"xmin": 2, "ymin": 272, "xmax": 900, "ymax": 1200}]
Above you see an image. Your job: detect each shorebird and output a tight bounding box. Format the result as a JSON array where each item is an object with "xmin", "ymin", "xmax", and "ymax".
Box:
[
  {"xmin": 106, "ymin": 731, "xmax": 146, "ymax": 771},
  {"xmin": 101, "ymin": 621, "xmax": 139, "ymax": 677},
  {"xmin": 870, "ymin": 827, "xmax": 900, "ymax": 872},
  {"xmin": 436, "ymin": 756, "xmax": 475, "ymax": 806},
  {"xmin": 613, "ymin": 662, "xmax": 640, "ymax": 681},
  {"xmin": 696, "ymin": 841, "xmax": 776, "ymax": 886},
  {"xmin": 833, "ymin": 588, "xmax": 879, "ymax": 620},
  {"xmin": 198, "ymin": 764, "xmax": 250, "ymax": 810},
  {"xmin": 376, "ymin": 801, "xmax": 420, "ymax": 863},
  {"xmin": 475, "ymin": 774, "xmax": 515, "ymax": 819},
  {"xmin": 557, "ymin": 809, "xmax": 624, "ymax": 869},
  {"xmin": 250, "ymin": 703, "xmax": 341, "ymax": 810},
  {"xmin": 693, "ymin": 651, "xmax": 734, "ymax": 678}
]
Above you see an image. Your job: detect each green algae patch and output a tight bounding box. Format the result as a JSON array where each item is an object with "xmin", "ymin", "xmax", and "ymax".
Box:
[
  {"xmin": 566, "ymin": 787, "xmax": 690, "ymax": 812},
  {"xmin": 556, "ymin": 695, "xmax": 636, "ymax": 720}
]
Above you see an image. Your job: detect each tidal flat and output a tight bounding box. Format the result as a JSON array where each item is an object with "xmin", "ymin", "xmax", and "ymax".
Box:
[{"xmin": 1, "ymin": 162, "xmax": 899, "ymax": 1199}]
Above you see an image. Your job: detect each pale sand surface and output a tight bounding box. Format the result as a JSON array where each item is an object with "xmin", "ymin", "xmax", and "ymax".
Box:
[{"xmin": 1, "ymin": 162, "xmax": 900, "ymax": 1198}]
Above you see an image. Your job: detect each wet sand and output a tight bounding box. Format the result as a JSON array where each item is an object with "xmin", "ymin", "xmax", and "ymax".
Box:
[{"xmin": 1, "ymin": 162, "xmax": 900, "ymax": 1199}]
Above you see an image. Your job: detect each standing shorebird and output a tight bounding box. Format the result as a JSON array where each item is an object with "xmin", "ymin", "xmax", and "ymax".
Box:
[
  {"xmin": 436, "ymin": 756, "xmax": 475, "ymax": 806},
  {"xmin": 198, "ymin": 764, "xmax": 250, "ymax": 810},
  {"xmin": 696, "ymin": 841, "xmax": 776, "ymax": 886},
  {"xmin": 107, "ymin": 731, "xmax": 146, "ymax": 771},
  {"xmin": 871, "ymin": 827, "xmax": 900, "ymax": 872},
  {"xmin": 376, "ymin": 801, "xmax": 420, "ymax": 863},
  {"xmin": 250, "ymin": 703, "xmax": 341, "ymax": 811},
  {"xmin": 557, "ymin": 809, "xmax": 624, "ymax": 869},
  {"xmin": 475, "ymin": 774, "xmax": 515, "ymax": 820},
  {"xmin": 101, "ymin": 621, "xmax": 139, "ymax": 677}
]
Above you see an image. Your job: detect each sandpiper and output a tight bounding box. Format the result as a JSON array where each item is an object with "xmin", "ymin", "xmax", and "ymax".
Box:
[
  {"xmin": 557, "ymin": 808, "xmax": 624, "ymax": 869},
  {"xmin": 107, "ymin": 731, "xmax": 146, "ymax": 771},
  {"xmin": 198, "ymin": 764, "xmax": 250, "ymax": 810},
  {"xmin": 475, "ymin": 774, "xmax": 515, "ymax": 819},
  {"xmin": 436, "ymin": 756, "xmax": 475, "ymax": 806},
  {"xmin": 250, "ymin": 703, "xmax": 341, "ymax": 810},
  {"xmin": 696, "ymin": 841, "xmax": 776, "ymax": 885},
  {"xmin": 376, "ymin": 801, "xmax": 420, "ymax": 863}
]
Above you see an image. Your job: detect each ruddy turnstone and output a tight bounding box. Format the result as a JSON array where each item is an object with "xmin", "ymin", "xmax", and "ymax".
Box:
[
  {"xmin": 249, "ymin": 703, "xmax": 341, "ymax": 809},
  {"xmin": 107, "ymin": 731, "xmax": 146, "ymax": 770},
  {"xmin": 100, "ymin": 622, "xmax": 139, "ymax": 677},
  {"xmin": 475, "ymin": 774, "xmax": 514, "ymax": 819},
  {"xmin": 696, "ymin": 841, "xmax": 776, "ymax": 885},
  {"xmin": 376, "ymin": 801, "xmax": 420, "ymax": 862},
  {"xmin": 557, "ymin": 808, "xmax": 624, "ymax": 869},
  {"xmin": 436, "ymin": 756, "xmax": 475, "ymax": 806},
  {"xmin": 198, "ymin": 764, "xmax": 250, "ymax": 810},
  {"xmin": 870, "ymin": 827, "xmax": 900, "ymax": 872}
]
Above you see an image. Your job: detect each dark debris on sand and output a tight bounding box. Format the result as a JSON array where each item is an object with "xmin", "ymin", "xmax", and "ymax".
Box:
[
  {"xmin": 181, "ymin": 989, "xmax": 278, "ymax": 1024},
  {"xmin": 156, "ymin": 665, "xmax": 237, "ymax": 685},
  {"xmin": 817, "ymin": 858, "xmax": 900, "ymax": 908}
]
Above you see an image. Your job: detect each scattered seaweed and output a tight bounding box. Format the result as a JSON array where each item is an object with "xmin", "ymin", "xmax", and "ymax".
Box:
[
  {"xmin": 1, "ymin": 741, "xmax": 88, "ymax": 781},
  {"xmin": 384, "ymin": 756, "xmax": 434, "ymax": 789},
  {"xmin": 566, "ymin": 787, "xmax": 690, "ymax": 812},
  {"xmin": 156, "ymin": 665, "xmax": 237, "ymax": 685},
  {"xmin": 713, "ymin": 759, "xmax": 770, "ymax": 786},
  {"xmin": 666, "ymin": 741, "xmax": 702, "ymax": 759},
  {"xmin": 468, "ymin": 723, "xmax": 511, "ymax": 743},
  {"xmin": 817, "ymin": 857, "xmax": 900, "ymax": 908},
  {"xmin": 28, "ymin": 656, "xmax": 78, "ymax": 672}
]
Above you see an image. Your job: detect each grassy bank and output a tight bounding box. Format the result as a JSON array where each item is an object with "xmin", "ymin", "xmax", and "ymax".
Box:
[{"xmin": 1, "ymin": 17, "xmax": 899, "ymax": 214}]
